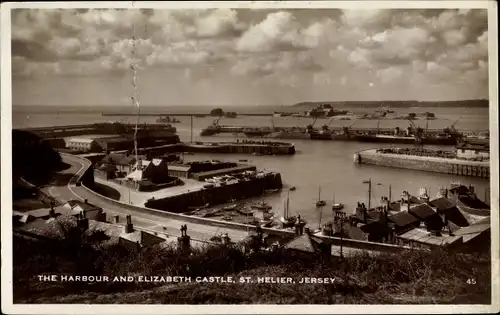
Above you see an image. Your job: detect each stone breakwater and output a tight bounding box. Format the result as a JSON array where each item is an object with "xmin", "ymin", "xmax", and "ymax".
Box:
[
  {"xmin": 354, "ymin": 149, "xmax": 489, "ymax": 178},
  {"xmin": 134, "ymin": 141, "xmax": 295, "ymax": 156},
  {"xmin": 145, "ymin": 173, "xmax": 283, "ymax": 213}
]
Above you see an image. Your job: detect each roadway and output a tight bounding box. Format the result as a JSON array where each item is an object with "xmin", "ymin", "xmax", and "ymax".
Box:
[{"xmin": 44, "ymin": 154, "xmax": 252, "ymax": 243}]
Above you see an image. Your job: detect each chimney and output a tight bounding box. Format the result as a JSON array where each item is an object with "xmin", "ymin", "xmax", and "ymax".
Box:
[
  {"xmin": 431, "ymin": 230, "xmax": 442, "ymax": 237},
  {"xmin": 469, "ymin": 184, "xmax": 475, "ymax": 194},
  {"xmin": 113, "ymin": 215, "xmax": 120, "ymax": 223},
  {"xmin": 77, "ymin": 211, "xmax": 89, "ymax": 230},
  {"xmin": 221, "ymin": 233, "xmax": 231, "ymax": 245},
  {"xmin": 125, "ymin": 214, "xmax": 134, "ymax": 233},
  {"xmin": 304, "ymin": 227, "xmax": 311, "ymax": 235},
  {"xmin": 49, "ymin": 207, "xmax": 56, "ymax": 218},
  {"xmin": 82, "ymin": 209, "xmax": 87, "ymax": 218},
  {"xmin": 177, "ymin": 229, "xmax": 191, "ymax": 254},
  {"xmin": 84, "ymin": 199, "xmax": 88, "ymax": 204}
]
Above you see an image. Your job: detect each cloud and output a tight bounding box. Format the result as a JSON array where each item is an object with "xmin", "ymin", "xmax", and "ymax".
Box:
[
  {"xmin": 236, "ymin": 11, "xmax": 332, "ymax": 53},
  {"xmin": 11, "ymin": 8, "xmax": 489, "ymax": 102},
  {"xmin": 376, "ymin": 67, "xmax": 403, "ymax": 83},
  {"xmin": 231, "ymin": 51, "xmax": 323, "ymax": 77},
  {"xmin": 11, "ymin": 8, "xmax": 245, "ymax": 76}
]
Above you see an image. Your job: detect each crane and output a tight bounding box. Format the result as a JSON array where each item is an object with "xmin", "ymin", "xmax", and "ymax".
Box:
[
  {"xmin": 212, "ymin": 116, "xmax": 223, "ymax": 126},
  {"xmin": 322, "ymin": 117, "xmax": 335, "ymax": 131},
  {"xmin": 407, "ymin": 118, "xmax": 424, "ymax": 145},
  {"xmin": 444, "ymin": 118, "xmax": 460, "ymax": 135},
  {"xmin": 306, "ymin": 116, "xmax": 319, "ymax": 132}
]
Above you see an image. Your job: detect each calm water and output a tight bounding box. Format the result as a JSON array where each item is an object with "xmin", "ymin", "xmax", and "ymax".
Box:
[{"xmin": 13, "ymin": 107, "xmax": 490, "ymax": 227}]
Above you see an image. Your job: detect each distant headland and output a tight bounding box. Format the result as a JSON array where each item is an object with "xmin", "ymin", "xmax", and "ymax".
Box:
[{"xmin": 292, "ymin": 99, "xmax": 489, "ymax": 108}]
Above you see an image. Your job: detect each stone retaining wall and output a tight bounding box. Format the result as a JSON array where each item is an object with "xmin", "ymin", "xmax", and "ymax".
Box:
[{"xmin": 355, "ymin": 149, "xmax": 489, "ymax": 178}]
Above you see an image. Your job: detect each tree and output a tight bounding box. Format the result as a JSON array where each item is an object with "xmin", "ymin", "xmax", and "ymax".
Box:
[{"xmin": 210, "ymin": 108, "xmax": 225, "ymax": 116}]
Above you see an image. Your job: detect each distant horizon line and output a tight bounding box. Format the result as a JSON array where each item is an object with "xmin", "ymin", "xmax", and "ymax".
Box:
[{"xmin": 11, "ymin": 98, "xmax": 490, "ymax": 108}]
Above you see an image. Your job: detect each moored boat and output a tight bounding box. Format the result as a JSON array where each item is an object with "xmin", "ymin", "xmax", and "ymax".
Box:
[{"xmin": 251, "ymin": 202, "xmax": 272, "ymax": 211}]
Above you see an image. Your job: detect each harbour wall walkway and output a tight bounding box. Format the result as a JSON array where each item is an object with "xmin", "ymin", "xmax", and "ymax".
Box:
[
  {"xmin": 69, "ymin": 154, "xmax": 408, "ymax": 253},
  {"xmin": 135, "ymin": 141, "xmax": 295, "ymax": 156},
  {"xmin": 354, "ymin": 149, "xmax": 490, "ymax": 178}
]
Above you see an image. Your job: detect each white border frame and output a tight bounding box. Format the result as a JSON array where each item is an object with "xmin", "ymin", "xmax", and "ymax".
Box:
[{"xmin": 1, "ymin": 1, "xmax": 498, "ymax": 314}]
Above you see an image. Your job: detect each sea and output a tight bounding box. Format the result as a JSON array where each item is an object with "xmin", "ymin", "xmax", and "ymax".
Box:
[{"xmin": 12, "ymin": 105, "xmax": 491, "ymax": 227}]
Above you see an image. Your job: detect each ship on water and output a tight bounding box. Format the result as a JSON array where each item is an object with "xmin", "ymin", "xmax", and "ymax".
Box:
[
  {"xmin": 156, "ymin": 115, "xmax": 181, "ymax": 124},
  {"xmin": 200, "ymin": 112, "xmax": 468, "ymax": 146}
]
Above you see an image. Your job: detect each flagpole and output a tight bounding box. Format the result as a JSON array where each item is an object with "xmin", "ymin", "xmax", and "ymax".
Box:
[{"xmin": 131, "ymin": 22, "xmax": 141, "ymax": 179}]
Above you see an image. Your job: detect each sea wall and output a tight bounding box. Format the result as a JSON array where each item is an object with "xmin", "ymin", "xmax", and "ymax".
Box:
[
  {"xmin": 135, "ymin": 142, "xmax": 295, "ymax": 156},
  {"xmin": 354, "ymin": 149, "xmax": 490, "ymax": 178},
  {"xmin": 72, "ymin": 154, "xmax": 409, "ymax": 253},
  {"xmin": 145, "ymin": 173, "xmax": 283, "ymax": 213}
]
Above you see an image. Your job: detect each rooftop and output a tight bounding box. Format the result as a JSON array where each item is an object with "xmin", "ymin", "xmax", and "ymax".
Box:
[
  {"xmin": 66, "ymin": 137, "xmax": 95, "ymax": 144},
  {"xmin": 396, "ymin": 228, "xmax": 462, "ymax": 246},
  {"xmin": 408, "ymin": 204, "xmax": 438, "ymax": 220},
  {"xmin": 388, "ymin": 211, "xmax": 420, "ymax": 227},
  {"xmin": 430, "ymin": 197, "xmax": 455, "ymax": 211}
]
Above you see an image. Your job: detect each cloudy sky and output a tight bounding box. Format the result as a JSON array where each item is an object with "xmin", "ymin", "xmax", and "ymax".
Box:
[{"xmin": 12, "ymin": 8, "xmax": 489, "ymax": 106}]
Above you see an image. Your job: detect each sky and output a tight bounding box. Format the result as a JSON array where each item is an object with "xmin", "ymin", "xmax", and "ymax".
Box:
[{"xmin": 11, "ymin": 8, "xmax": 489, "ymax": 107}]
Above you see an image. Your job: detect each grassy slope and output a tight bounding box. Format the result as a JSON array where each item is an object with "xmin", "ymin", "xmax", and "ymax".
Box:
[{"xmin": 13, "ymin": 233, "xmax": 490, "ymax": 305}]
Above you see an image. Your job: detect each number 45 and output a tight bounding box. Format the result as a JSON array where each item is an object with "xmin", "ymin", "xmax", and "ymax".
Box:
[{"xmin": 467, "ymin": 278, "xmax": 477, "ymax": 284}]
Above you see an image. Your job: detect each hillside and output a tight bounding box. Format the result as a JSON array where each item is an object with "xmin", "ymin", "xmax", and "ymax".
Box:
[
  {"xmin": 13, "ymin": 233, "xmax": 490, "ymax": 304},
  {"xmin": 292, "ymin": 100, "xmax": 489, "ymax": 109}
]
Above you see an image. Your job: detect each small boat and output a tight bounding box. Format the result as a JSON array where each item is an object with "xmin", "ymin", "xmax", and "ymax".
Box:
[
  {"xmin": 289, "ymin": 186, "xmax": 296, "ymax": 191},
  {"xmin": 265, "ymin": 189, "xmax": 279, "ymax": 194},
  {"xmin": 251, "ymin": 202, "xmax": 272, "ymax": 211},
  {"xmin": 316, "ymin": 200, "xmax": 326, "ymax": 207},
  {"xmin": 237, "ymin": 208, "xmax": 253, "ymax": 215},
  {"xmin": 188, "ymin": 203, "xmax": 210, "ymax": 211},
  {"xmin": 223, "ymin": 204, "xmax": 238, "ymax": 211},
  {"xmin": 221, "ymin": 215, "xmax": 233, "ymax": 221},
  {"xmin": 316, "ymin": 186, "xmax": 326, "ymax": 207},
  {"xmin": 332, "ymin": 203, "xmax": 344, "ymax": 210},
  {"xmin": 331, "ymin": 190, "xmax": 344, "ymax": 210},
  {"xmin": 239, "ymin": 159, "xmax": 248, "ymax": 162}
]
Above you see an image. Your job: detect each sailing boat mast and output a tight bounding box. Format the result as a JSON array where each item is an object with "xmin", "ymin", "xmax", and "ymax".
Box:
[
  {"xmin": 131, "ymin": 22, "xmax": 141, "ymax": 167},
  {"xmin": 286, "ymin": 190, "xmax": 290, "ymax": 218}
]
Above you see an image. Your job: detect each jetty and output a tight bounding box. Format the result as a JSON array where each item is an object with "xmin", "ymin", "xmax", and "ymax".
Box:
[{"xmin": 354, "ymin": 146, "xmax": 490, "ymax": 178}]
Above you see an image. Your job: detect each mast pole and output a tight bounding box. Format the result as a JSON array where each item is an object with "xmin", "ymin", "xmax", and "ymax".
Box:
[
  {"xmin": 368, "ymin": 179, "xmax": 372, "ymax": 211},
  {"xmin": 389, "ymin": 184, "xmax": 392, "ymax": 203},
  {"xmin": 131, "ymin": 22, "xmax": 140, "ymax": 167}
]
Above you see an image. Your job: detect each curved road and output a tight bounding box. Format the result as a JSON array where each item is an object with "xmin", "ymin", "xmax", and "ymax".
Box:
[{"xmin": 45, "ymin": 154, "xmax": 251, "ymax": 242}]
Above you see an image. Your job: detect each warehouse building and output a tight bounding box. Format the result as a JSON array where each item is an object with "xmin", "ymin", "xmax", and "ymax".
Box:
[{"xmin": 65, "ymin": 136, "xmax": 102, "ymax": 152}]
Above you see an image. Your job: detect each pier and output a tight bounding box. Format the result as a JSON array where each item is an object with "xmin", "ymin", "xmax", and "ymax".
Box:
[{"xmin": 354, "ymin": 148, "xmax": 490, "ymax": 178}]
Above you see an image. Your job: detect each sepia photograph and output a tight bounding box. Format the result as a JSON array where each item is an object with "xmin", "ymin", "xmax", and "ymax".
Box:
[{"xmin": 1, "ymin": 1, "xmax": 498, "ymax": 313}]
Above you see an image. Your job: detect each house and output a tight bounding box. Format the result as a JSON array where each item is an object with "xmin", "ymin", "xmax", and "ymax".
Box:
[
  {"xmin": 408, "ymin": 203, "xmax": 444, "ymax": 231},
  {"xmin": 95, "ymin": 136, "xmax": 135, "ymax": 152},
  {"xmin": 167, "ymin": 164, "xmax": 192, "ymax": 178},
  {"xmin": 58, "ymin": 199, "xmax": 106, "ymax": 222},
  {"xmin": 387, "ymin": 211, "xmax": 420, "ymax": 235},
  {"xmin": 283, "ymin": 228, "xmax": 331, "ymax": 257},
  {"xmin": 429, "ymin": 197, "xmax": 470, "ymax": 227},
  {"xmin": 118, "ymin": 215, "xmax": 166, "ymax": 250},
  {"xmin": 452, "ymin": 217, "xmax": 490, "ymax": 252},
  {"xmin": 98, "ymin": 153, "xmax": 139, "ymax": 176},
  {"xmin": 127, "ymin": 158, "xmax": 170, "ymax": 184},
  {"xmin": 447, "ymin": 184, "xmax": 490, "ymax": 210},
  {"xmin": 394, "ymin": 227, "xmax": 463, "ymax": 249},
  {"xmin": 65, "ymin": 137, "xmax": 102, "ymax": 152},
  {"xmin": 456, "ymin": 139, "xmax": 489, "ymax": 160}
]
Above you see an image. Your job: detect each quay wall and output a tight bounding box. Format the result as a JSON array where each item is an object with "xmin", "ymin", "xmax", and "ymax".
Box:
[
  {"xmin": 134, "ymin": 142, "xmax": 295, "ymax": 156},
  {"xmin": 72, "ymin": 154, "xmax": 408, "ymax": 253},
  {"xmin": 354, "ymin": 149, "xmax": 490, "ymax": 178},
  {"xmin": 144, "ymin": 173, "xmax": 283, "ymax": 213}
]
